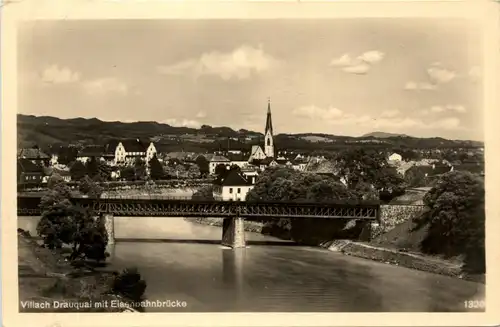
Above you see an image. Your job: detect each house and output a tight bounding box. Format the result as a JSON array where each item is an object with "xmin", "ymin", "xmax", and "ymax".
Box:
[
  {"xmin": 17, "ymin": 158, "xmax": 44, "ymax": 185},
  {"xmin": 208, "ymin": 155, "xmax": 231, "ymax": 175},
  {"xmin": 105, "ymin": 139, "xmax": 157, "ymax": 166},
  {"xmin": 42, "ymin": 167, "xmax": 71, "ymax": 183},
  {"xmin": 76, "ymin": 146, "xmax": 107, "ymax": 164},
  {"xmin": 212, "ymin": 170, "xmax": 254, "ymax": 201},
  {"xmin": 291, "ymin": 159, "xmax": 308, "ymax": 171},
  {"xmin": 241, "ymin": 167, "xmax": 260, "ymax": 185},
  {"xmin": 50, "ymin": 154, "xmax": 59, "ymax": 166},
  {"xmin": 17, "ymin": 148, "xmax": 50, "ymax": 166},
  {"xmin": 226, "ymin": 152, "xmax": 250, "ymax": 169},
  {"xmin": 388, "ymin": 152, "xmax": 403, "ymax": 162},
  {"xmin": 248, "ymin": 145, "xmax": 267, "ymax": 161},
  {"xmin": 249, "ymin": 157, "xmax": 278, "ymax": 171}
]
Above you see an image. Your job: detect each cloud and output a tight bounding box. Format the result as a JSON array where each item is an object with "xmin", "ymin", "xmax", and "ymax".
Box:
[
  {"xmin": 358, "ymin": 50, "xmax": 385, "ymax": 64},
  {"xmin": 429, "ymin": 104, "xmax": 466, "ymax": 114},
  {"xmin": 83, "ymin": 77, "xmax": 128, "ymax": 95},
  {"xmin": 292, "ymin": 104, "xmax": 462, "ymax": 132},
  {"xmin": 157, "ymin": 45, "xmax": 279, "ymax": 80},
  {"xmin": 329, "ymin": 54, "xmax": 353, "ymax": 66},
  {"xmin": 342, "ymin": 63, "xmax": 371, "ymax": 75},
  {"xmin": 292, "ymin": 105, "xmax": 344, "ymax": 120},
  {"xmin": 404, "ymin": 81, "xmax": 437, "ymax": 91},
  {"xmin": 405, "ymin": 63, "xmax": 456, "ymax": 91},
  {"xmin": 380, "ymin": 109, "xmax": 400, "ymax": 118},
  {"xmin": 329, "ymin": 50, "xmax": 385, "ymax": 74},
  {"xmin": 161, "ymin": 118, "xmax": 201, "ymax": 128},
  {"xmin": 41, "ymin": 65, "xmax": 80, "ymax": 84},
  {"xmin": 195, "ymin": 111, "xmax": 207, "ymax": 119},
  {"xmin": 427, "ymin": 63, "xmax": 456, "ymax": 84}
]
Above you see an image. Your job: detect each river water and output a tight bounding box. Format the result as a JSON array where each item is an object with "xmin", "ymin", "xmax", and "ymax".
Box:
[{"xmin": 18, "ymin": 216, "xmax": 485, "ymax": 312}]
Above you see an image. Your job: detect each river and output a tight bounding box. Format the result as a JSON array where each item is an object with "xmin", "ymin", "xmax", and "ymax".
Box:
[{"xmin": 18, "ymin": 216, "xmax": 485, "ymax": 312}]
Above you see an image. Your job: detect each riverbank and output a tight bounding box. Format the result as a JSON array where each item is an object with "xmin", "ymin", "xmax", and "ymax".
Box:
[
  {"xmin": 17, "ymin": 230, "xmax": 138, "ymax": 312},
  {"xmin": 186, "ymin": 218, "xmax": 485, "ymax": 284}
]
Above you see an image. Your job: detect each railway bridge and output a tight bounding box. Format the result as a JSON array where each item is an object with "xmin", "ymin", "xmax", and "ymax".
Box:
[{"xmin": 17, "ymin": 196, "xmax": 380, "ymax": 248}]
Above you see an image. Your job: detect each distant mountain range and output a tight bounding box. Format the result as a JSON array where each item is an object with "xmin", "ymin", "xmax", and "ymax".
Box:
[
  {"xmin": 17, "ymin": 114, "xmax": 483, "ymax": 151},
  {"xmin": 361, "ymin": 132, "xmax": 411, "ymax": 138}
]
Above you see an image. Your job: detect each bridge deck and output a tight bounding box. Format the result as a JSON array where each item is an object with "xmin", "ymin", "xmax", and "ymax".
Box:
[{"xmin": 17, "ymin": 196, "xmax": 380, "ymax": 220}]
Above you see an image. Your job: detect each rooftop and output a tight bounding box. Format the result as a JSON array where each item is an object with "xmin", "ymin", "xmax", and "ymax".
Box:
[
  {"xmin": 17, "ymin": 148, "xmax": 50, "ymax": 160},
  {"xmin": 214, "ymin": 170, "xmax": 252, "ymax": 187},
  {"xmin": 18, "ymin": 159, "xmax": 44, "ymax": 174}
]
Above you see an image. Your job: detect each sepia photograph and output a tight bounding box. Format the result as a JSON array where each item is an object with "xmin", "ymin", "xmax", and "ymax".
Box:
[{"xmin": 2, "ymin": 0, "xmax": 499, "ymax": 326}]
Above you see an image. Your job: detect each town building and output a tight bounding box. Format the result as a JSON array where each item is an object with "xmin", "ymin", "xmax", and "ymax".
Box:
[
  {"xmin": 17, "ymin": 148, "xmax": 50, "ymax": 166},
  {"xmin": 240, "ymin": 167, "xmax": 259, "ymax": 185},
  {"xmin": 212, "ymin": 170, "xmax": 254, "ymax": 201},
  {"xmin": 76, "ymin": 146, "xmax": 109, "ymax": 164},
  {"xmin": 248, "ymin": 99, "xmax": 275, "ymax": 162},
  {"xmin": 103, "ymin": 139, "xmax": 157, "ymax": 166},
  {"xmin": 42, "ymin": 167, "xmax": 72, "ymax": 183},
  {"xmin": 388, "ymin": 152, "xmax": 403, "ymax": 162},
  {"xmin": 208, "ymin": 155, "xmax": 231, "ymax": 175},
  {"xmin": 17, "ymin": 158, "xmax": 45, "ymax": 185}
]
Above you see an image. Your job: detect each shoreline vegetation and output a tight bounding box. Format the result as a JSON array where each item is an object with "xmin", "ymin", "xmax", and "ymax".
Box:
[
  {"xmin": 18, "ymin": 229, "xmax": 141, "ymax": 312},
  {"xmin": 184, "ymin": 217, "xmax": 485, "ymax": 284}
]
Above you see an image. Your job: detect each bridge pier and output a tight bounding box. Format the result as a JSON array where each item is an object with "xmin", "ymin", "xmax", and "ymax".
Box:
[
  {"xmin": 102, "ymin": 213, "xmax": 115, "ymax": 245},
  {"xmin": 221, "ymin": 217, "xmax": 246, "ymax": 248}
]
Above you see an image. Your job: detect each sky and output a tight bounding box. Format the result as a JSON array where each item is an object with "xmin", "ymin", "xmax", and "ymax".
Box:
[{"xmin": 17, "ymin": 19, "xmax": 484, "ymax": 140}]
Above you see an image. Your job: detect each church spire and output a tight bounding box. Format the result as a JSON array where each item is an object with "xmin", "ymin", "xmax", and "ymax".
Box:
[
  {"xmin": 264, "ymin": 98, "xmax": 275, "ymax": 158},
  {"xmin": 265, "ymin": 97, "xmax": 273, "ymax": 136}
]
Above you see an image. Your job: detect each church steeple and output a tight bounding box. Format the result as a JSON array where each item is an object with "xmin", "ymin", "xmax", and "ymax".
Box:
[
  {"xmin": 265, "ymin": 97, "xmax": 273, "ymax": 136},
  {"xmin": 264, "ymin": 98, "xmax": 274, "ymax": 158}
]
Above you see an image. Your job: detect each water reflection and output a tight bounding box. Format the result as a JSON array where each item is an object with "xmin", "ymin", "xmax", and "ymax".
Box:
[{"xmin": 221, "ymin": 248, "xmax": 246, "ymax": 310}]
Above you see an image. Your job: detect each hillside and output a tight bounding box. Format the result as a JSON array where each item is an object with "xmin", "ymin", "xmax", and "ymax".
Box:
[
  {"xmin": 362, "ymin": 131, "xmax": 410, "ymax": 138},
  {"xmin": 17, "ymin": 114, "xmax": 484, "ymax": 151}
]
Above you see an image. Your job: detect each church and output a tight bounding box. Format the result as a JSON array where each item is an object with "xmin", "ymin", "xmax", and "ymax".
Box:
[{"xmin": 248, "ymin": 99, "xmax": 275, "ymax": 162}]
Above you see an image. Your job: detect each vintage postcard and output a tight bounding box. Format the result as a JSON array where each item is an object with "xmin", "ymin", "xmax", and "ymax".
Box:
[{"xmin": 2, "ymin": 0, "xmax": 499, "ymax": 326}]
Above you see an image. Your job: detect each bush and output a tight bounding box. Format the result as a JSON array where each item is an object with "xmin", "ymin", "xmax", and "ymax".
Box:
[
  {"xmin": 192, "ymin": 186, "xmax": 214, "ymax": 200},
  {"xmin": 111, "ymin": 267, "xmax": 147, "ymax": 302}
]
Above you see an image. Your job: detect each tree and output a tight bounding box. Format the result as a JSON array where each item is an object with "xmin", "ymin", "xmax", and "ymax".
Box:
[
  {"xmin": 192, "ymin": 186, "xmax": 215, "ymax": 200},
  {"xmin": 85, "ymin": 156, "xmax": 101, "ymax": 179},
  {"xmin": 414, "ymin": 171, "xmax": 485, "ymax": 273},
  {"xmin": 335, "ymin": 148, "xmax": 387, "ymax": 189},
  {"xmin": 186, "ymin": 164, "xmax": 201, "ymax": 179},
  {"xmin": 148, "ymin": 155, "xmax": 164, "ymax": 180},
  {"xmin": 78, "ymin": 175, "xmax": 103, "ymax": 198},
  {"xmin": 111, "ymin": 267, "xmax": 147, "ymax": 303},
  {"xmin": 37, "ymin": 175, "xmax": 74, "ymax": 249},
  {"xmin": 334, "ymin": 148, "xmax": 406, "ymax": 201},
  {"xmin": 404, "ymin": 166, "xmax": 428, "ymax": 188},
  {"xmin": 374, "ymin": 167, "xmax": 407, "ymax": 202},
  {"xmin": 134, "ymin": 158, "xmax": 146, "ymax": 181},
  {"xmin": 97, "ymin": 163, "xmax": 112, "ymax": 182},
  {"xmin": 57, "ymin": 146, "xmax": 78, "ymax": 165},
  {"xmin": 195, "ymin": 155, "xmax": 210, "ymax": 177},
  {"xmin": 246, "ymin": 167, "xmax": 364, "ymax": 243},
  {"xmin": 37, "ymin": 175, "xmax": 108, "ymax": 262},
  {"xmin": 214, "ymin": 163, "xmax": 229, "ymax": 178},
  {"xmin": 120, "ymin": 166, "xmax": 136, "ymax": 181},
  {"xmin": 70, "ymin": 161, "xmax": 87, "ymax": 181}
]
